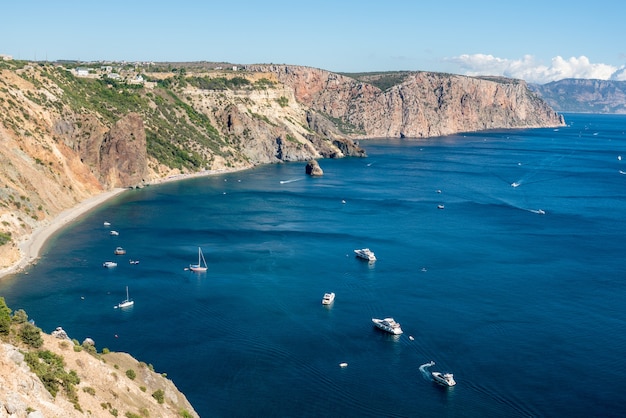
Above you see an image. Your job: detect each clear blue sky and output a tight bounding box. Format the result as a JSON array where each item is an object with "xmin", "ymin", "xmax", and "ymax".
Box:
[{"xmin": 3, "ymin": 0, "xmax": 625, "ymax": 84}]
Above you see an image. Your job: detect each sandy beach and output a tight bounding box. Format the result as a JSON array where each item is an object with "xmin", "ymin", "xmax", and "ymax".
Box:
[
  {"xmin": 0, "ymin": 188, "xmax": 128, "ymax": 279},
  {"xmin": 0, "ymin": 166, "xmax": 252, "ymax": 280}
]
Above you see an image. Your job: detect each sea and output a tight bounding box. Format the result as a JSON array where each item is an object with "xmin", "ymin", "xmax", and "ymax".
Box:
[{"xmin": 1, "ymin": 113, "xmax": 626, "ymax": 417}]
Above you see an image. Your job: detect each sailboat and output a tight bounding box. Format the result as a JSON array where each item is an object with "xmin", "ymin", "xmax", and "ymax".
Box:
[
  {"xmin": 116, "ymin": 286, "xmax": 134, "ymax": 308},
  {"xmin": 189, "ymin": 247, "xmax": 208, "ymax": 272}
]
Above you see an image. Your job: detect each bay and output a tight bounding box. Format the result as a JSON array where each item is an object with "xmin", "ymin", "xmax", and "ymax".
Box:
[{"xmin": 2, "ymin": 113, "xmax": 626, "ymax": 417}]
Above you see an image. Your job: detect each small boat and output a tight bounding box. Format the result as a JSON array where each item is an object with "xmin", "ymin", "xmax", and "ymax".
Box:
[
  {"xmin": 103, "ymin": 221, "xmax": 111, "ymax": 226},
  {"xmin": 372, "ymin": 317, "xmax": 403, "ymax": 335},
  {"xmin": 537, "ymin": 209, "xmax": 546, "ymax": 215},
  {"xmin": 354, "ymin": 248, "xmax": 376, "ymax": 262},
  {"xmin": 189, "ymin": 247, "xmax": 208, "ymax": 272},
  {"xmin": 103, "ymin": 261, "xmax": 117, "ymax": 268},
  {"xmin": 114, "ymin": 247, "xmax": 126, "ymax": 255},
  {"xmin": 116, "ymin": 286, "xmax": 134, "ymax": 309},
  {"xmin": 129, "ymin": 260, "xmax": 140, "ymax": 265},
  {"xmin": 437, "ymin": 204, "xmax": 445, "ymax": 209},
  {"xmin": 321, "ymin": 292, "xmax": 335, "ymax": 305},
  {"xmin": 432, "ymin": 371, "xmax": 456, "ymax": 387},
  {"xmin": 339, "ymin": 362, "xmax": 348, "ymax": 368},
  {"xmin": 110, "ymin": 230, "xmax": 119, "ymax": 236}
]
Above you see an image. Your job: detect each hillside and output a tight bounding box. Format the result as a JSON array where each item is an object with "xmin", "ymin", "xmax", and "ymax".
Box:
[
  {"xmin": 530, "ymin": 78, "xmax": 626, "ymax": 113},
  {"xmin": 0, "ymin": 60, "xmax": 564, "ymax": 271},
  {"xmin": 0, "ymin": 300, "xmax": 198, "ymax": 417}
]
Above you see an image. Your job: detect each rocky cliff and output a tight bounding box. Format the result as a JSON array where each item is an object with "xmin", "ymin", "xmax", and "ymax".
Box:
[
  {"xmin": 0, "ymin": 326, "xmax": 198, "ymax": 417},
  {"xmin": 246, "ymin": 66, "xmax": 565, "ymax": 137},
  {"xmin": 0, "ymin": 60, "xmax": 563, "ymax": 270}
]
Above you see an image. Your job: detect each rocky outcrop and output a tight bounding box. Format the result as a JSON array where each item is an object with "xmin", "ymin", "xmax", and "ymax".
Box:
[
  {"xmin": 0, "ymin": 330, "xmax": 198, "ymax": 418},
  {"xmin": 305, "ymin": 160, "xmax": 324, "ymax": 176},
  {"xmin": 99, "ymin": 113, "xmax": 148, "ymax": 187},
  {"xmin": 0, "ymin": 61, "xmax": 563, "ymax": 271},
  {"xmin": 245, "ymin": 65, "xmax": 565, "ymax": 138}
]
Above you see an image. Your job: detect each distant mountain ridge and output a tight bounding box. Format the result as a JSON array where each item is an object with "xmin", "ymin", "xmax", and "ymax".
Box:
[{"xmin": 530, "ymin": 79, "xmax": 626, "ymax": 114}]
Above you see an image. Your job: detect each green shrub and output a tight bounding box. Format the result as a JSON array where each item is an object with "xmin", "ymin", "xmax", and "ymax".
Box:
[
  {"xmin": 152, "ymin": 389, "xmax": 164, "ymax": 404},
  {"xmin": 19, "ymin": 322, "xmax": 43, "ymax": 348},
  {"xmin": 0, "ymin": 297, "xmax": 11, "ymax": 335},
  {"xmin": 125, "ymin": 369, "xmax": 136, "ymax": 380}
]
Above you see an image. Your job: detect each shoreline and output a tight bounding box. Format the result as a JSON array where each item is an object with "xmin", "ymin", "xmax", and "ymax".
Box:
[{"xmin": 0, "ymin": 166, "xmax": 252, "ymax": 280}]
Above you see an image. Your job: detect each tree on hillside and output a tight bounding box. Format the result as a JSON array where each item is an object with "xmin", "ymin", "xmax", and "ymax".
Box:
[{"xmin": 0, "ymin": 297, "xmax": 12, "ymax": 335}]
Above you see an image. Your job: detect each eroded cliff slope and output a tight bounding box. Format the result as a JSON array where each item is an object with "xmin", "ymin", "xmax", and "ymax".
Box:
[{"xmin": 0, "ymin": 61, "xmax": 563, "ymax": 270}]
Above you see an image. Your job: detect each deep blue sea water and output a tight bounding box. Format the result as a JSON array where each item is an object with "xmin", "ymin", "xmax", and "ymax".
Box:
[{"xmin": 2, "ymin": 113, "xmax": 626, "ymax": 417}]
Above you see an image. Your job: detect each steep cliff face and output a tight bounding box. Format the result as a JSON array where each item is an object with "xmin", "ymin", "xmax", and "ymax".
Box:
[
  {"xmin": 0, "ymin": 330, "xmax": 198, "ymax": 417},
  {"xmin": 246, "ymin": 65, "xmax": 565, "ymax": 138},
  {"xmin": 0, "ymin": 61, "xmax": 563, "ymax": 271}
]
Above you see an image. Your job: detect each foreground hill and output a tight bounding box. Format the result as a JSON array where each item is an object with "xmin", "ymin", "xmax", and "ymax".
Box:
[
  {"xmin": 0, "ymin": 300, "xmax": 198, "ymax": 417},
  {"xmin": 0, "ymin": 60, "xmax": 563, "ymax": 270}
]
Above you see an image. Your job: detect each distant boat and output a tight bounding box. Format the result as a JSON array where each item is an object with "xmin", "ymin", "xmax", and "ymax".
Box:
[
  {"xmin": 114, "ymin": 247, "xmax": 126, "ymax": 255},
  {"xmin": 116, "ymin": 286, "xmax": 134, "ymax": 309},
  {"xmin": 110, "ymin": 230, "xmax": 119, "ymax": 236},
  {"xmin": 189, "ymin": 247, "xmax": 208, "ymax": 272},
  {"xmin": 129, "ymin": 260, "xmax": 140, "ymax": 265},
  {"xmin": 103, "ymin": 261, "xmax": 117, "ymax": 268},
  {"xmin": 511, "ymin": 182, "xmax": 520, "ymax": 188},
  {"xmin": 372, "ymin": 317, "xmax": 403, "ymax": 335},
  {"xmin": 437, "ymin": 204, "xmax": 445, "ymax": 209},
  {"xmin": 321, "ymin": 292, "xmax": 335, "ymax": 305},
  {"xmin": 537, "ymin": 209, "xmax": 546, "ymax": 215},
  {"xmin": 354, "ymin": 248, "xmax": 376, "ymax": 262},
  {"xmin": 103, "ymin": 221, "xmax": 111, "ymax": 226}
]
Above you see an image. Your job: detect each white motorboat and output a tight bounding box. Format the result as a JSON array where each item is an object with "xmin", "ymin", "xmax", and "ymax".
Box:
[
  {"xmin": 114, "ymin": 247, "xmax": 126, "ymax": 255},
  {"xmin": 432, "ymin": 371, "xmax": 456, "ymax": 387},
  {"xmin": 103, "ymin": 261, "xmax": 117, "ymax": 268},
  {"xmin": 321, "ymin": 292, "xmax": 335, "ymax": 305},
  {"xmin": 437, "ymin": 204, "xmax": 445, "ymax": 209},
  {"xmin": 110, "ymin": 230, "xmax": 119, "ymax": 236},
  {"xmin": 372, "ymin": 317, "xmax": 403, "ymax": 335},
  {"xmin": 354, "ymin": 248, "xmax": 376, "ymax": 262}
]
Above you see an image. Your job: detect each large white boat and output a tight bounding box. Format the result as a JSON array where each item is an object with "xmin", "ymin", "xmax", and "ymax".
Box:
[
  {"xmin": 103, "ymin": 261, "xmax": 117, "ymax": 268},
  {"xmin": 432, "ymin": 371, "xmax": 456, "ymax": 387},
  {"xmin": 354, "ymin": 248, "xmax": 376, "ymax": 262},
  {"xmin": 321, "ymin": 292, "xmax": 335, "ymax": 305},
  {"xmin": 189, "ymin": 247, "xmax": 208, "ymax": 272},
  {"xmin": 372, "ymin": 317, "xmax": 403, "ymax": 335},
  {"xmin": 116, "ymin": 286, "xmax": 134, "ymax": 309}
]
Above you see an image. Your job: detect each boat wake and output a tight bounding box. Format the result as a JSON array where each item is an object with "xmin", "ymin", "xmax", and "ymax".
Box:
[
  {"xmin": 419, "ymin": 361, "xmax": 436, "ymax": 381},
  {"xmin": 279, "ymin": 178, "xmax": 303, "ymax": 184}
]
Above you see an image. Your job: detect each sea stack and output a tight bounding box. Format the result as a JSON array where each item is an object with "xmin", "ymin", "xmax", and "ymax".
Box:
[{"xmin": 305, "ymin": 160, "xmax": 324, "ymax": 176}]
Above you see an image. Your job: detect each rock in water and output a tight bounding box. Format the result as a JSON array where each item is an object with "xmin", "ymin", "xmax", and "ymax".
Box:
[{"xmin": 305, "ymin": 160, "xmax": 324, "ymax": 176}]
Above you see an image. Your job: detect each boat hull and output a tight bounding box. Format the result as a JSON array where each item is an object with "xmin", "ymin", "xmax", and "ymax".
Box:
[{"xmin": 372, "ymin": 318, "xmax": 403, "ymax": 335}]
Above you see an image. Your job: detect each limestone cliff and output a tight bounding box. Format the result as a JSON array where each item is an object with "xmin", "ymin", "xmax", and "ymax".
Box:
[
  {"xmin": 245, "ymin": 65, "xmax": 565, "ymax": 138},
  {"xmin": 0, "ymin": 60, "xmax": 563, "ymax": 271},
  {"xmin": 0, "ymin": 328, "xmax": 198, "ymax": 417}
]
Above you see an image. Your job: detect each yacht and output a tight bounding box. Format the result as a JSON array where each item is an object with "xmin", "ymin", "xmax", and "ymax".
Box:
[
  {"xmin": 432, "ymin": 371, "xmax": 456, "ymax": 387},
  {"xmin": 354, "ymin": 248, "xmax": 376, "ymax": 262},
  {"xmin": 103, "ymin": 261, "xmax": 117, "ymax": 268},
  {"xmin": 321, "ymin": 292, "xmax": 335, "ymax": 305},
  {"xmin": 110, "ymin": 230, "xmax": 119, "ymax": 236},
  {"xmin": 372, "ymin": 317, "xmax": 403, "ymax": 335},
  {"xmin": 114, "ymin": 247, "xmax": 126, "ymax": 255}
]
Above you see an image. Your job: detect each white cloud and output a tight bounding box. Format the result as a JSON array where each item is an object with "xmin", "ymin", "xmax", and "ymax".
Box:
[{"xmin": 448, "ymin": 54, "xmax": 626, "ymax": 84}]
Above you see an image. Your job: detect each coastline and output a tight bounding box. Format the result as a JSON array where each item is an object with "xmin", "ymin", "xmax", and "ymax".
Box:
[{"xmin": 0, "ymin": 166, "xmax": 252, "ymax": 280}]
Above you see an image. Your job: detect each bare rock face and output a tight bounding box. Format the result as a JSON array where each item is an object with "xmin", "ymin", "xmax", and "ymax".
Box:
[
  {"xmin": 246, "ymin": 65, "xmax": 565, "ymax": 139},
  {"xmin": 305, "ymin": 160, "xmax": 324, "ymax": 176},
  {"xmin": 99, "ymin": 112, "xmax": 148, "ymax": 188}
]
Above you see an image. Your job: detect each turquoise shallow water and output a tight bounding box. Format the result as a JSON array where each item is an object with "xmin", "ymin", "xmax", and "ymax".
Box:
[{"xmin": 2, "ymin": 113, "xmax": 626, "ymax": 417}]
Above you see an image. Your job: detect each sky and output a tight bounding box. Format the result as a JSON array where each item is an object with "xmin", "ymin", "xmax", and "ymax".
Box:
[{"xmin": 3, "ymin": 0, "xmax": 625, "ymax": 84}]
